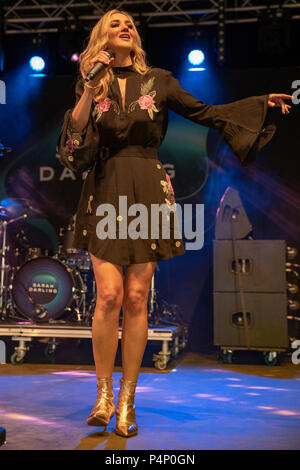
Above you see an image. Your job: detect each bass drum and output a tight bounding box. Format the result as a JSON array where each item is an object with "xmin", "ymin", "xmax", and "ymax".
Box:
[{"xmin": 11, "ymin": 256, "xmax": 85, "ymax": 322}]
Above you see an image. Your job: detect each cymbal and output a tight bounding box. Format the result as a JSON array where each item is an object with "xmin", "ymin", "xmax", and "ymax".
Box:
[{"xmin": 0, "ymin": 198, "xmax": 44, "ymax": 218}]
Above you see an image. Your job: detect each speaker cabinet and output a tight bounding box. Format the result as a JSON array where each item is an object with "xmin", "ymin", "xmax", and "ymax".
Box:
[
  {"xmin": 213, "ymin": 240, "xmax": 286, "ymax": 293},
  {"xmin": 213, "ymin": 240, "xmax": 289, "ymax": 349},
  {"xmin": 213, "ymin": 292, "xmax": 289, "ymax": 348}
]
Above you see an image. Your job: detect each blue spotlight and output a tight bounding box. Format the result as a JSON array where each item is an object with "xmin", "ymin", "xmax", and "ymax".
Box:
[
  {"xmin": 29, "ymin": 56, "xmax": 45, "ymax": 72},
  {"xmin": 188, "ymin": 49, "xmax": 205, "ymax": 66}
]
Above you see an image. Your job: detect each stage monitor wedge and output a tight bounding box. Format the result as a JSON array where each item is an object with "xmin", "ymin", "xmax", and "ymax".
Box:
[{"xmin": 215, "ymin": 187, "xmax": 252, "ymax": 240}]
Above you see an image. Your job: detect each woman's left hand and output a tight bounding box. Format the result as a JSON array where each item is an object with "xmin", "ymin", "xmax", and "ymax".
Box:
[{"xmin": 268, "ymin": 94, "xmax": 292, "ymax": 114}]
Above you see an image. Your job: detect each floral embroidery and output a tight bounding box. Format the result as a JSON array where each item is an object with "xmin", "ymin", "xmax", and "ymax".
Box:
[
  {"xmin": 128, "ymin": 76, "xmax": 159, "ymax": 120},
  {"xmin": 98, "ymin": 97, "xmax": 111, "ymax": 113},
  {"xmin": 92, "ymin": 97, "xmax": 120, "ymax": 122},
  {"xmin": 138, "ymin": 95, "xmax": 155, "ymax": 110},
  {"xmin": 65, "ymin": 128, "xmax": 82, "ymax": 154},
  {"xmin": 161, "ymin": 174, "xmax": 176, "ymax": 210},
  {"xmin": 66, "ymin": 136, "xmax": 74, "ymax": 153}
]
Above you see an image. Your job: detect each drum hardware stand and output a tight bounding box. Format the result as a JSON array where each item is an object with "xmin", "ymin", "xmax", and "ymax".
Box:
[
  {"xmin": 0, "ymin": 214, "xmax": 28, "ymax": 318},
  {"xmin": 75, "ymin": 268, "xmax": 88, "ymax": 320},
  {"xmin": 148, "ymin": 267, "xmax": 184, "ymax": 327},
  {"xmin": 85, "ymin": 292, "xmax": 96, "ymax": 326},
  {"xmin": 79, "ymin": 273, "xmax": 96, "ymax": 326},
  {"xmin": 3, "ymin": 267, "xmax": 23, "ymax": 322},
  {"xmin": 0, "ymin": 219, "xmax": 8, "ymax": 315},
  {"xmin": 148, "ymin": 268, "xmax": 161, "ymax": 325},
  {"xmin": 63, "ymin": 267, "xmax": 88, "ymax": 323},
  {"xmin": 64, "ymin": 305, "xmax": 83, "ymax": 323},
  {"xmin": 74, "ymin": 307, "xmax": 83, "ymax": 323}
]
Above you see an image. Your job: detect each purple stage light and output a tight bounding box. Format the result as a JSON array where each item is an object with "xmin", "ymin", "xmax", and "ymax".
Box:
[{"xmin": 71, "ymin": 53, "xmax": 79, "ymax": 63}]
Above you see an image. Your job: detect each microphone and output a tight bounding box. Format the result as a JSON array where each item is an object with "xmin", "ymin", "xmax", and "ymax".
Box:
[{"xmin": 85, "ymin": 50, "xmax": 116, "ymax": 82}]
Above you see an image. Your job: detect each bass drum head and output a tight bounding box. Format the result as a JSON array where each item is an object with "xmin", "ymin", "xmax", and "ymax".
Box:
[{"xmin": 12, "ymin": 256, "xmax": 74, "ymax": 322}]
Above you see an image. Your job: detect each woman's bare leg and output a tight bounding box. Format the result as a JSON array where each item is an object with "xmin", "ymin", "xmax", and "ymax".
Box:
[
  {"xmin": 90, "ymin": 254, "xmax": 124, "ymax": 379},
  {"xmin": 121, "ymin": 262, "xmax": 156, "ymax": 382}
]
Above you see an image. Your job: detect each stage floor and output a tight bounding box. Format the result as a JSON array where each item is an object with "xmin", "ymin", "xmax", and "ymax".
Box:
[{"xmin": 0, "ymin": 352, "xmax": 300, "ymax": 450}]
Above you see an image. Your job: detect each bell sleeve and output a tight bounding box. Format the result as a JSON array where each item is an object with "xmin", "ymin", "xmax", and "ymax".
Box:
[
  {"xmin": 57, "ymin": 78, "xmax": 100, "ymax": 173},
  {"xmin": 165, "ymin": 70, "xmax": 276, "ymax": 165}
]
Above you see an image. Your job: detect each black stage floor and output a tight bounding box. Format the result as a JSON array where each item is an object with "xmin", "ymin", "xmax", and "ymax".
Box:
[{"xmin": 0, "ymin": 351, "xmax": 300, "ymax": 450}]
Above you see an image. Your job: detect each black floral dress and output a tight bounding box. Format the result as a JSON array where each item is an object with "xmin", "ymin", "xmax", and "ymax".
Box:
[{"xmin": 57, "ymin": 65, "xmax": 275, "ymax": 266}]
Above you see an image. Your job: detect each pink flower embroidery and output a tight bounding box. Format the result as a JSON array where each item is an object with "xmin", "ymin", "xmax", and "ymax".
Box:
[
  {"xmin": 161, "ymin": 174, "xmax": 176, "ymax": 210},
  {"xmin": 97, "ymin": 97, "xmax": 111, "ymax": 113},
  {"xmin": 128, "ymin": 76, "xmax": 159, "ymax": 120},
  {"xmin": 66, "ymin": 137, "xmax": 74, "ymax": 153},
  {"xmin": 165, "ymin": 174, "xmax": 175, "ymax": 196},
  {"xmin": 137, "ymin": 95, "xmax": 154, "ymax": 110},
  {"xmin": 93, "ymin": 98, "xmax": 120, "ymax": 122}
]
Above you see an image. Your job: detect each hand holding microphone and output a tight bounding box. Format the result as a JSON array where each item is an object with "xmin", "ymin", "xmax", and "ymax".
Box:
[
  {"xmin": 85, "ymin": 50, "xmax": 116, "ymax": 83},
  {"xmin": 73, "ymin": 50, "xmax": 115, "ymax": 130}
]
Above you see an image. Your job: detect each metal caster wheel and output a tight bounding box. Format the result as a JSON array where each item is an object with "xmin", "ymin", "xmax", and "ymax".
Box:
[
  {"xmin": 10, "ymin": 339, "xmax": 30, "ymax": 365},
  {"xmin": 44, "ymin": 339, "xmax": 57, "ymax": 358},
  {"xmin": 221, "ymin": 349, "xmax": 234, "ymax": 364},
  {"xmin": 155, "ymin": 358, "xmax": 167, "ymax": 370},
  {"xmin": 11, "ymin": 351, "xmax": 25, "ymax": 365},
  {"xmin": 262, "ymin": 351, "xmax": 278, "ymax": 366},
  {"xmin": 44, "ymin": 345, "xmax": 55, "ymax": 358}
]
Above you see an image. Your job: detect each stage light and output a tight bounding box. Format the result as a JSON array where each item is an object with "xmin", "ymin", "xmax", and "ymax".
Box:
[
  {"xmin": 188, "ymin": 49, "xmax": 205, "ymax": 66},
  {"xmin": 70, "ymin": 53, "xmax": 79, "ymax": 63},
  {"xmin": 29, "ymin": 56, "xmax": 45, "ymax": 72},
  {"xmin": 188, "ymin": 67, "xmax": 206, "ymax": 72}
]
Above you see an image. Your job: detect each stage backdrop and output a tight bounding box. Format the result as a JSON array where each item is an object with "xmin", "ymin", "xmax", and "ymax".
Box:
[{"xmin": 0, "ymin": 64, "xmax": 300, "ymax": 352}]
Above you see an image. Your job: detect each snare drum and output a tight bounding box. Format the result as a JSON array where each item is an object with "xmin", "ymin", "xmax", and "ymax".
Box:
[
  {"xmin": 64, "ymin": 251, "xmax": 92, "ymax": 271},
  {"xmin": 59, "ymin": 226, "xmax": 92, "ymax": 271}
]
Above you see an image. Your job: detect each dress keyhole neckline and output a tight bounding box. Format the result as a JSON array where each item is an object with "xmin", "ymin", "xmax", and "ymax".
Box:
[{"xmin": 117, "ymin": 77, "xmax": 127, "ymax": 113}]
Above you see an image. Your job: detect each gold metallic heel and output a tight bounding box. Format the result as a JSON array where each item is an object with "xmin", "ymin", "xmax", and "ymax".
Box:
[
  {"xmin": 86, "ymin": 377, "xmax": 115, "ymax": 427},
  {"xmin": 115, "ymin": 378, "xmax": 138, "ymax": 437}
]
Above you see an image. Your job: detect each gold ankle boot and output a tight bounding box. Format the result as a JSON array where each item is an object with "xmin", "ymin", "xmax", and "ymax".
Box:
[
  {"xmin": 115, "ymin": 378, "xmax": 138, "ymax": 437},
  {"xmin": 86, "ymin": 377, "xmax": 115, "ymax": 427}
]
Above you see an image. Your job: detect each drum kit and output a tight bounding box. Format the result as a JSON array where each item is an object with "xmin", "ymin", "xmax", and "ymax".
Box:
[
  {"xmin": 0, "ymin": 196, "xmax": 179, "ymax": 328},
  {"xmin": 0, "ymin": 198, "xmax": 96, "ymax": 325}
]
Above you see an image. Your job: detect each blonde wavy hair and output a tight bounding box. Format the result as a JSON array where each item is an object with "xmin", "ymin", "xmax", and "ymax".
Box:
[{"xmin": 79, "ymin": 9, "xmax": 150, "ymax": 103}]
